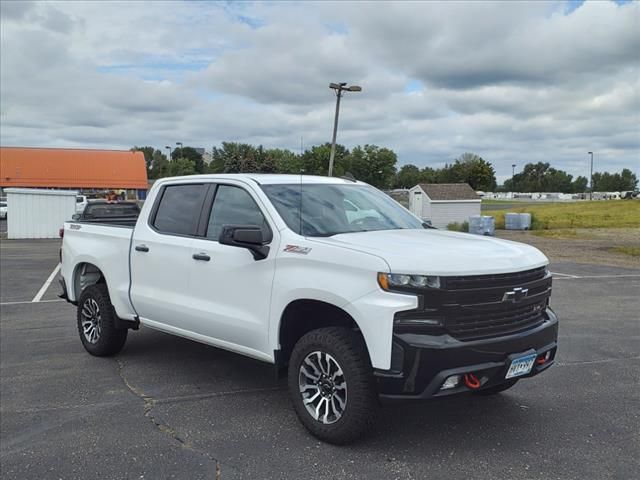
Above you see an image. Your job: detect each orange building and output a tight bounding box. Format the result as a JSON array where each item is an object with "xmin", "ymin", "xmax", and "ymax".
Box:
[{"xmin": 0, "ymin": 147, "xmax": 148, "ymax": 197}]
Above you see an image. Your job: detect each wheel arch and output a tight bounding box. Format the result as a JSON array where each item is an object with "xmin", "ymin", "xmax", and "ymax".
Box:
[
  {"xmin": 276, "ymin": 299, "xmax": 371, "ymax": 368},
  {"xmin": 72, "ymin": 261, "xmax": 108, "ymax": 301}
]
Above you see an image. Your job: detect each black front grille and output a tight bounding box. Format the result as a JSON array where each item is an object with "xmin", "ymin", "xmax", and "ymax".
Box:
[
  {"xmin": 447, "ymin": 301, "xmax": 546, "ymax": 340},
  {"xmin": 393, "ymin": 266, "xmax": 552, "ymax": 341},
  {"xmin": 444, "ymin": 266, "xmax": 547, "ymax": 290}
]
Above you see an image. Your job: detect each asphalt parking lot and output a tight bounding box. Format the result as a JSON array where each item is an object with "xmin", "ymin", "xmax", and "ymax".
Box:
[{"xmin": 1, "ymin": 239, "xmax": 638, "ymax": 479}]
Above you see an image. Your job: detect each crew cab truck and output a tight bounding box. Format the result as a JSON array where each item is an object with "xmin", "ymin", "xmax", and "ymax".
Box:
[{"xmin": 60, "ymin": 174, "xmax": 558, "ymax": 444}]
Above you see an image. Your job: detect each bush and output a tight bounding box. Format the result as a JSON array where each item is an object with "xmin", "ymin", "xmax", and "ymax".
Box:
[{"xmin": 447, "ymin": 221, "xmax": 469, "ymax": 232}]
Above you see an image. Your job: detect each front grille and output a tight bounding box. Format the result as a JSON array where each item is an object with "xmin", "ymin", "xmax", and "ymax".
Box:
[
  {"xmin": 393, "ymin": 266, "xmax": 552, "ymax": 341},
  {"xmin": 447, "ymin": 301, "xmax": 546, "ymax": 340},
  {"xmin": 444, "ymin": 266, "xmax": 547, "ymax": 290}
]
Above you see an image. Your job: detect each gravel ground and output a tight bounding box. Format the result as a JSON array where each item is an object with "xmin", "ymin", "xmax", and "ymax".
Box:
[{"xmin": 496, "ymin": 228, "xmax": 640, "ymax": 268}]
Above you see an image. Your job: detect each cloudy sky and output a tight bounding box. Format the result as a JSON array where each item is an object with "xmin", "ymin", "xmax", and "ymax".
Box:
[{"xmin": 1, "ymin": 0, "xmax": 638, "ymax": 182}]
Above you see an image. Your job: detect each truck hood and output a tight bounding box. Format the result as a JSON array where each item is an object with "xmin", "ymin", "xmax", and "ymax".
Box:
[{"xmin": 313, "ymin": 229, "xmax": 548, "ymax": 276}]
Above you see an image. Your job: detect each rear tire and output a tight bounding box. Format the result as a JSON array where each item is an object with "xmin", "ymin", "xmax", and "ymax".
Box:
[
  {"xmin": 77, "ymin": 284, "xmax": 127, "ymax": 356},
  {"xmin": 288, "ymin": 327, "xmax": 378, "ymax": 444},
  {"xmin": 475, "ymin": 379, "xmax": 518, "ymax": 396}
]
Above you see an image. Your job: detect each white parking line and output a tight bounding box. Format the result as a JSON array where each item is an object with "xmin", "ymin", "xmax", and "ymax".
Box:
[
  {"xmin": 552, "ymin": 274, "xmax": 640, "ymax": 280},
  {"xmin": 550, "ymin": 271, "xmax": 579, "ymax": 278},
  {"xmin": 1, "ymin": 299, "xmax": 65, "ymax": 306},
  {"xmin": 31, "ymin": 264, "xmax": 61, "ymax": 303}
]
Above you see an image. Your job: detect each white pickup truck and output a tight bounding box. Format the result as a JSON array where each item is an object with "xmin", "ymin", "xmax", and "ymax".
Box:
[{"xmin": 60, "ymin": 174, "xmax": 558, "ymax": 443}]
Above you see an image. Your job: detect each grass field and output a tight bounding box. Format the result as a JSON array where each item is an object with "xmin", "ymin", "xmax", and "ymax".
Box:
[
  {"xmin": 483, "ymin": 200, "xmax": 640, "ymax": 230},
  {"xmin": 610, "ymin": 246, "xmax": 640, "ymax": 257}
]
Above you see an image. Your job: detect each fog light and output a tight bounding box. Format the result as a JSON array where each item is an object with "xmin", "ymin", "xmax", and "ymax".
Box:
[{"xmin": 440, "ymin": 375, "xmax": 461, "ymax": 390}]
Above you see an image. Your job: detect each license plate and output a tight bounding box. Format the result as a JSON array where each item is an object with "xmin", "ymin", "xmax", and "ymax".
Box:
[{"xmin": 505, "ymin": 353, "xmax": 536, "ymax": 379}]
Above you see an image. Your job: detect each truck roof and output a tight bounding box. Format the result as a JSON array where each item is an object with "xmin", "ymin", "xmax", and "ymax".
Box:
[{"xmin": 155, "ymin": 174, "xmax": 365, "ymax": 186}]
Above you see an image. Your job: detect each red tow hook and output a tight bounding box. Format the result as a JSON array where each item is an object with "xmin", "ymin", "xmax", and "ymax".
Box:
[
  {"xmin": 536, "ymin": 351, "xmax": 551, "ymax": 365},
  {"xmin": 463, "ymin": 373, "xmax": 481, "ymax": 389}
]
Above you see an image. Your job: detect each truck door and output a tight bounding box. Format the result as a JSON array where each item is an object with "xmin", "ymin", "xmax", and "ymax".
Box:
[
  {"xmin": 129, "ymin": 183, "xmax": 207, "ymax": 332},
  {"xmin": 187, "ymin": 182, "xmax": 277, "ymax": 358}
]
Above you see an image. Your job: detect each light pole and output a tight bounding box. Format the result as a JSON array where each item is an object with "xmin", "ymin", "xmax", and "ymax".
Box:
[
  {"xmin": 512, "ymin": 164, "xmax": 516, "ymax": 178},
  {"xmin": 328, "ymin": 82, "xmax": 362, "ymax": 177},
  {"xmin": 176, "ymin": 142, "xmax": 183, "ymax": 160},
  {"xmin": 588, "ymin": 151, "xmax": 594, "ymax": 200},
  {"xmin": 165, "ymin": 145, "xmax": 172, "ymax": 161}
]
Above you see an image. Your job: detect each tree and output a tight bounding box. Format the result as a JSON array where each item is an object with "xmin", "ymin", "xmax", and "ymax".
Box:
[
  {"xmin": 592, "ymin": 169, "xmax": 638, "ymax": 191},
  {"xmin": 571, "ymin": 176, "xmax": 588, "ymax": 193},
  {"xmin": 346, "ymin": 144, "xmax": 397, "ymax": 189},
  {"xmin": 171, "ymin": 146, "xmax": 204, "ymax": 173},
  {"xmin": 393, "ymin": 164, "xmax": 422, "ymax": 188},
  {"xmin": 619, "ymin": 168, "xmax": 639, "ymax": 190},
  {"xmin": 432, "ymin": 153, "xmax": 497, "ymax": 190},
  {"xmin": 149, "ymin": 149, "xmax": 170, "ymax": 179},
  {"xmin": 300, "ymin": 143, "xmax": 349, "ymax": 176},
  {"xmin": 131, "ymin": 146, "xmax": 155, "ymax": 177},
  {"xmin": 267, "ymin": 148, "xmax": 301, "ymax": 173},
  {"xmin": 167, "ymin": 157, "xmax": 196, "ymax": 176}
]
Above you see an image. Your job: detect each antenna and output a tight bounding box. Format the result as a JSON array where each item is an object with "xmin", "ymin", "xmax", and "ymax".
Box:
[{"xmin": 299, "ymin": 168, "xmax": 305, "ymax": 236}]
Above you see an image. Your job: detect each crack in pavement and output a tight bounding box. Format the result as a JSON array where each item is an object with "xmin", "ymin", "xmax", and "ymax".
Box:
[{"xmin": 114, "ymin": 358, "xmax": 224, "ymax": 478}]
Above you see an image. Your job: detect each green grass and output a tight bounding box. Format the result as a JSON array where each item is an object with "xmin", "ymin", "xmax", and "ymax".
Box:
[
  {"xmin": 481, "ymin": 199, "xmax": 514, "ymax": 205},
  {"xmin": 610, "ymin": 246, "xmax": 640, "ymax": 257},
  {"xmin": 484, "ymin": 200, "xmax": 640, "ymax": 230},
  {"xmin": 447, "ymin": 221, "xmax": 469, "ymax": 232}
]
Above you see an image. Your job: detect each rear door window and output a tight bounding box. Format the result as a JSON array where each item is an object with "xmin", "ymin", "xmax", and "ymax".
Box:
[{"xmin": 152, "ymin": 184, "xmax": 206, "ymax": 236}]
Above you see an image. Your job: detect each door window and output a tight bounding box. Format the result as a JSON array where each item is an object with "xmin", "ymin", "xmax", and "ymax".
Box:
[
  {"xmin": 206, "ymin": 185, "xmax": 269, "ymax": 240},
  {"xmin": 152, "ymin": 184, "xmax": 206, "ymax": 235}
]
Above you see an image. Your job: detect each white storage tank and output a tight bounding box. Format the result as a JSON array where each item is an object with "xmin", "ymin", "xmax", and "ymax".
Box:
[
  {"xmin": 5, "ymin": 188, "xmax": 78, "ymax": 239},
  {"xmin": 469, "ymin": 215, "xmax": 495, "ymax": 236}
]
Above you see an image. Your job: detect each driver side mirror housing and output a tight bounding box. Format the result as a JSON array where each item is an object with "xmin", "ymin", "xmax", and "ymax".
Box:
[
  {"xmin": 219, "ymin": 225, "xmax": 270, "ymax": 260},
  {"xmin": 71, "ymin": 213, "xmax": 81, "ymax": 221}
]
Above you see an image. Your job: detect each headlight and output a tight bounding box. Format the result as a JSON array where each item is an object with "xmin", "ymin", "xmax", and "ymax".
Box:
[{"xmin": 377, "ymin": 272, "xmax": 440, "ymax": 291}]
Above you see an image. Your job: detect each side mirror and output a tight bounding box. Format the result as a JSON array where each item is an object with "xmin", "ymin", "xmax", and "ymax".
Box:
[
  {"xmin": 71, "ymin": 214, "xmax": 81, "ymax": 221},
  {"xmin": 219, "ymin": 225, "xmax": 270, "ymax": 260}
]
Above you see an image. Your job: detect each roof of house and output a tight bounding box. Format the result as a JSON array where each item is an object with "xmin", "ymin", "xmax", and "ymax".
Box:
[
  {"xmin": 417, "ymin": 183, "xmax": 480, "ymax": 201},
  {"xmin": 0, "ymin": 147, "xmax": 148, "ymax": 189}
]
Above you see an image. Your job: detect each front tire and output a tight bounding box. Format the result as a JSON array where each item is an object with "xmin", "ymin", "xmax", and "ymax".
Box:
[
  {"xmin": 288, "ymin": 327, "xmax": 378, "ymax": 444},
  {"xmin": 77, "ymin": 284, "xmax": 127, "ymax": 356}
]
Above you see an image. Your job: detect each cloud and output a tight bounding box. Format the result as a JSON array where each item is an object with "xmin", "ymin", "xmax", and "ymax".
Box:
[{"xmin": 1, "ymin": 0, "xmax": 638, "ymax": 184}]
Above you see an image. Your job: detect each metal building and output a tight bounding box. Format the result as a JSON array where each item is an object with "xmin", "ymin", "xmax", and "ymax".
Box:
[{"xmin": 5, "ymin": 188, "xmax": 77, "ymax": 239}]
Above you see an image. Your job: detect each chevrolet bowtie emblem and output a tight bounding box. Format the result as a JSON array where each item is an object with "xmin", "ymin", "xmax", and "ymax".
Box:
[{"xmin": 502, "ymin": 287, "xmax": 529, "ymax": 303}]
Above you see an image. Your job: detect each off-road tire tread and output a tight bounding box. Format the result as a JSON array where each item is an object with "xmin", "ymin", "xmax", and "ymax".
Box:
[
  {"xmin": 77, "ymin": 284, "xmax": 127, "ymax": 356},
  {"xmin": 288, "ymin": 327, "xmax": 378, "ymax": 444}
]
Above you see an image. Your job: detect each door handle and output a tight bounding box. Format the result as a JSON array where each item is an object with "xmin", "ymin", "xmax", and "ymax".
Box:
[
  {"xmin": 192, "ymin": 253, "xmax": 211, "ymax": 261},
  {"xmin": 135, "ymin": 244, "xmax": 149, "ymax": 252}
]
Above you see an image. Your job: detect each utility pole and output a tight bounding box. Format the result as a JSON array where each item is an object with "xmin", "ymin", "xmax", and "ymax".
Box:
[
  {"xmin": 588, "ymin": 152, "xmax": 594, "ymax": 200},
  {"xmin": 328, "ymin": 82, "xmax": 362, "ymax": 177}
]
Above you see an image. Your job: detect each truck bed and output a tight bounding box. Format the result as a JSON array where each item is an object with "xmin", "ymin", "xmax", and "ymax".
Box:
[{"xmin": 60, "ymin": 221, "xmax": 137, "ymax": 321}]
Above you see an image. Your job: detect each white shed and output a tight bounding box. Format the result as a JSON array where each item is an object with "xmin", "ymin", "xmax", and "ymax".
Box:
[
  {"xmin": 408, "ymin": 183, "xmax": 481, "ymax": 228},
  {"xmin": 5, "ymin": 188, "xmax": 78, "ymax": 239}
]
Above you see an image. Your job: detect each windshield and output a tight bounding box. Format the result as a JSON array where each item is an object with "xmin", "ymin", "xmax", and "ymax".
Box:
[{"xmin": 261, "ymin": 183, "xmax": 423, "ymax": 237}]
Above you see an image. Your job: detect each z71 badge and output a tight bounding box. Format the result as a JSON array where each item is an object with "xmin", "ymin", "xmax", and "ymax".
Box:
[{"xmin": 283, "ymin": 245, "xmax": 311, "ymax": 255}]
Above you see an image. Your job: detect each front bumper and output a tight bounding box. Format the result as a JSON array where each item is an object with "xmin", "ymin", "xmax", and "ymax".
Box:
[{"xmin": 376, "ymin": 307, "xmax": 558, "ymax": 401}]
